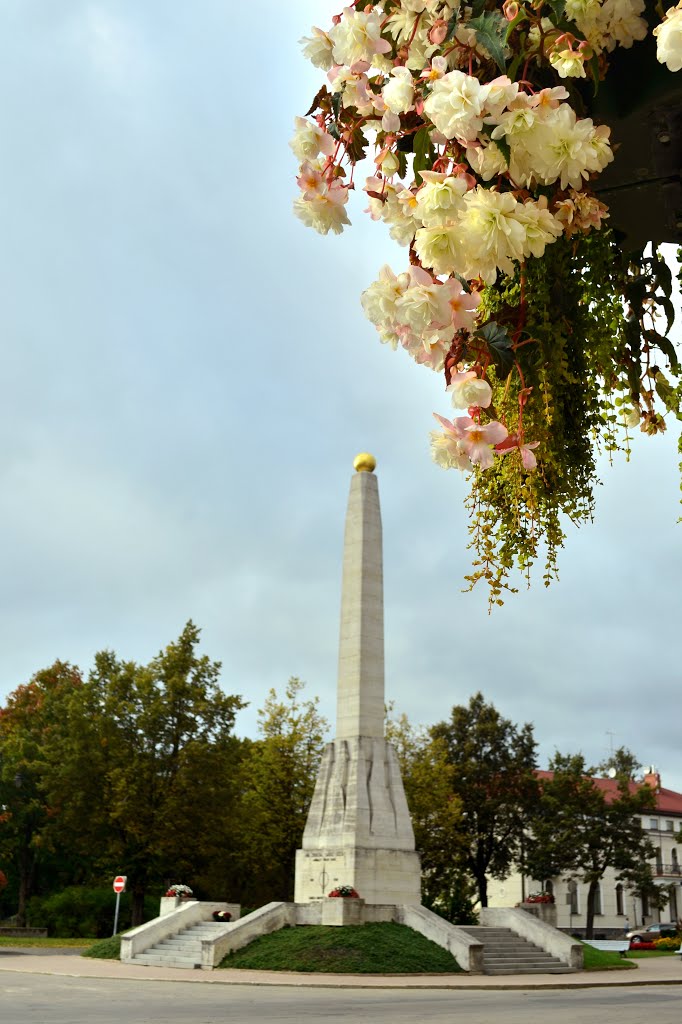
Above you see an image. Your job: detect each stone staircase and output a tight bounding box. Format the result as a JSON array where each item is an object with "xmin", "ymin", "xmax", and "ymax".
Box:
[
  {"xmin": 460, "ymin": 926, "xmax": 577, "ymax": 975},
  {"xmin": 130, "ymin": 921, "xmax": 227, "ymax": 969}
]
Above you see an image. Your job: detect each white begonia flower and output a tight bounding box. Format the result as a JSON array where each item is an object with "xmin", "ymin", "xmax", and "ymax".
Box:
[
  {"xmin": 549, "ymin": 47, "xmax": 588, "ymax": 78},
  {"xmin": 361, "ymin": 265, "xmax": 410, "ymax": 348},
  {"xmin": 382, "ymin": 67, "xmax": 415, "ymax": 115},
  {"xmin": 654, "ymin": 2, "xmax": 682, "ymax": 72},
  {"xmin": 529, "ymin": 105, "xmax": 611, "ymax": 190},
  {"xmin": 293, "ymin": 194, "xmax": 350, "ymax": 235},
  {"xmin": 448, "ymin": 371, "xmax": 493, "ymax": 410},
  {"xmin": 415, "ymin": 171, "xmax": 469, "ymax": 226},
  {"xmin": 603, "ymin": 0, "xmax": 647, "ymax": 49},
  {"xmin": 465, "ymin": 140, "xmax": 508, "ymax": 181},
  {"xmin": 300, "ymin": 27, "xmax": 335, "ymax": 70},
  {"xmin": 395, "ymin": 282, "xmax": 451, "ymax": 339},
  {"xmin": 457, "ymin": 188, "xmax": 527, "ymax": 284},
  {"xmin": 423, "ymin": 70, "xmax": 486, "ymax": 142},
  {"xmin": 414, "ymin": 222, "xmax": 466, "ymax": 277},
  {"xmin": 515, "ymin": 199, "xmax": 564, "ymax": 259},
  {"xmin": 329, "ymin": 7, "xmax": 391, "ymax": 67},
  {"xmin": 481, "ymin": 77, "xmax": 519, "ymax": 119},
  {"xmin": 289, "ymin": 117, "xmax": 336, "ymax": 162}
]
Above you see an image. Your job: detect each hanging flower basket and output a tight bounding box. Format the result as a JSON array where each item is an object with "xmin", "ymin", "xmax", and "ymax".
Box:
[{"xmin": 293, "ymin": 0, "xmax": 682, "ymax": 605}]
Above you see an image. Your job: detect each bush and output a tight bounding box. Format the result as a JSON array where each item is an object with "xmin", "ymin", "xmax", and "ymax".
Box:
[
  {"xmin": 654, "ymin": 936, "xmax": 681, "ymax": 951},
  {"xmin": 26, "ymin": 887, "xmax": 158, "ymax": 938}
]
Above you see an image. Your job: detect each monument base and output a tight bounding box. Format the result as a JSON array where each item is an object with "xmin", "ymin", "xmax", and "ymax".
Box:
[{"xmin": 294, "ymin": 846, "xmax": 421, "ymax": 905}]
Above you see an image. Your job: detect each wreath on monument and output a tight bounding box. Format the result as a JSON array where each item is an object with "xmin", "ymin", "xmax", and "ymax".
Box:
[
  {"xmin": 328, "ymin": 885, "xmax": 361, "ymax": 897},
  {"xmin": 293, "ymin": 1, "xmax": 682, "ymax": 606}
]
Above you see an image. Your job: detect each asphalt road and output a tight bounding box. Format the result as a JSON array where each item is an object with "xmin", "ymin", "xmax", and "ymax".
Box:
[{"xmin": 1, "ymin": 976, "xmax": 681, "ymax": 1024}]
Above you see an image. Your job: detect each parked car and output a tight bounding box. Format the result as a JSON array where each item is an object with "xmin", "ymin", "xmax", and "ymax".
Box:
[{"xmin": 626, "ymin": 922, "xmax": 679, "ymax": 943}]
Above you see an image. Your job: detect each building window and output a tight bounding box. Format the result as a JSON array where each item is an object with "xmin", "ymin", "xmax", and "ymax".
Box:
[
  {"xmin": 616, "ymin": 884, "xmax": 624, "ymax": 916},
  {"xmin": 568, "ymin": 880, "xmax": 579, "ymax": 915},
  {"xmin": 665, "ymin": 820, "xmax": 674, "ymax": 831},
  {"xmin": 544, "ymin": 880, "xmax": 554, "ymax": 898},
  {"xmin": 650, "ymin": 818, "xmax": 660, "ymax": 830},
  {"xmin": 656, "ymin": 850, "xmax": 663, "ymax": 874},
  {"xmin": 672, "ymin": 848, "xmax": 679, "ymax": 873}
]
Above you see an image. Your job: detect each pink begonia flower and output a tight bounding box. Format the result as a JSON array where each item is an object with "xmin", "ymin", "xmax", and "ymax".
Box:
[
  {"xmin": 296, "ymin": 161, "xmax": 326, "ymax": 199},
  {"xmin": 461, "ymin": 420, "xmax": 508, "ymax": 469},
  {"xmin": 495, "ymin": 434, "xmax": 540, "ymax": 470},
  {"xmin": 447, "ymin": 370, "xmax": 492, "ymax": 410},
  {"xmin": 439, "ymin": 280, "xmax": 480, "ymax": 330}
]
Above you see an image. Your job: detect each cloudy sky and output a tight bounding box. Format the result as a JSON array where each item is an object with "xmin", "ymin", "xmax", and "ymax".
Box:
[{"xmin": 0, "ymin": 1, "xmax": 680, "ymax": 791}]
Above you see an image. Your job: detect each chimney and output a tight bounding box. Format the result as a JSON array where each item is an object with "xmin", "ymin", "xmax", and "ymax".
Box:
[{"xmin": 643, "ymin": 767, "xmax": 661, "ymax": 792}]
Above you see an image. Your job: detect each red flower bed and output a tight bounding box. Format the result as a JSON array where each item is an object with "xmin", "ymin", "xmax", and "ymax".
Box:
[{"xmin": 628, "ymin": 941, "xmax": 657, "ymax": 950}]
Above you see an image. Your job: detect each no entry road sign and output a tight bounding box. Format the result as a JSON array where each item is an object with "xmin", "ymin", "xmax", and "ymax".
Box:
[{"xmin": 113, "ymin": 875, "xmax": 127, "ymax": 893}]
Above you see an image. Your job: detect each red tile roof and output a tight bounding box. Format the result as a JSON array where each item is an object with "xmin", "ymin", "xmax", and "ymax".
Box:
[{"xmin": 535, "ymin": 770, "xmax": 682, "ymax": 815}]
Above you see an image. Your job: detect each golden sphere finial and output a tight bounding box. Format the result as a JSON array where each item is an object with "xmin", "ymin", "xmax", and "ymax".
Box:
[{"xmin": 353, "ymin": 452, "xmax": 376, "ymax": 473}]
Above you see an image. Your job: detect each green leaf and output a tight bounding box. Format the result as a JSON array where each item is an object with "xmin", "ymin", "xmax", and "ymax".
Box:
[
  {"xmin": 655, "ymin": 374, "xmax": 680, "ymax": 415},
  {"xmin": 445, "ymin": 10, "xmax": 460, "ymax": 42},
  {"xmin": 645, "ymin": 329, "xmax": 681, "ymax": 374},
  {"xmin": 545, "ymin": 0, "xmax": 566, "ymax": 22},
  {"xmin": 478, "ymin": 321, "xmax": 514, "ymax": 378},
  {"xmin": 652, "ymin": 254, "xmax": 673, "ymax": 298},
  {"xmin": 468, "ymin": 12, "xmax": 507, "ymax": 73},
  {"xmin": 331, "ymin": 92, "xmax": 342, "ymax": 126},
  {"xmin": 470, "ymin": 0, "xmax": 487, "ymax": 17},
  {"xmin": 654, "ymin": 296, "xmax": 676, "ymax": 337},
  {"xmin": 413, "ymin": 125, "xmax": 435, "ymax": 185}
]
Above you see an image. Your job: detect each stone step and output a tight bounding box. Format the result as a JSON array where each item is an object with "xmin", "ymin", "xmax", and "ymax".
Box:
[
  {"xmin": 132, "ymin": 953, "xmax": 200, "ymax": 969},
  {"xmin": 481, "ymin": 950, "xmax": 561, "ymax": 958},
  {"xmin": 485, "ymin": 965, "xmax": 576, "ymax": 975}
]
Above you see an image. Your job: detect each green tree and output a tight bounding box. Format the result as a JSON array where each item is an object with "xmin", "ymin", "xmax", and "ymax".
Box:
[
  {"xmin": 0, "ymin": 662, "xmax": 84, "ymax": 925},
  {"xmin": 431, "ymin": 693, "xmax": 538, "ymax": 908},
  {"xmin": 44, "ymin": 621, "xmax": 245, "ymax": 924},
  {"xmin": 237, "ymin": 677, "xmax": 328, "ymax": 905},
  {"xmin": 387, "ymin": 711, "xmax": 473, "ymax": 921},
  {"xmin": 525, "ymin": 751, "xmax": 658, "ymax": 938}
]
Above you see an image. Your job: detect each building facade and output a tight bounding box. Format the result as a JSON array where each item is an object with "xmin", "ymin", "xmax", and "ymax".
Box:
[{"xmin": 487, "ymin": 770, "xmax": 682, "ymax": 938}]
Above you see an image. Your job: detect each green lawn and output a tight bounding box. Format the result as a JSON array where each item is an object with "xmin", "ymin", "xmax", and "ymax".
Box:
[
  {"xmin": 218, "ymin": 922, "xmax": 462, "ymax": 974},
  {"xmin": 581, "ymin": 943, "xmax": 636, "ymax": 971},
  {"xmin": 0, "ymin": 936, "xmax": 96, "ymax": 948}
]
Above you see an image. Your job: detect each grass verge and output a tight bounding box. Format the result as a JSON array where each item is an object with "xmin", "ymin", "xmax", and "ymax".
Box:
[
  {"xmin": 0, "ymin": 936, "xmax": 95, "ymax": 949},
  {"xmin": 218, "ymin": 922, "xmax": 461, "ymax": 974},
  {"xmin": 81, "ymin": 935, "xmax": 122, "ymax": 959},
  {"xmin": 581, "ymin": 943, "xmax": 636, "ymax": 971}
]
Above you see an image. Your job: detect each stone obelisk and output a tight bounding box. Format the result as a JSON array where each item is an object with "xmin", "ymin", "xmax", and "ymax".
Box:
[{"xmin": 294, "ymin": 454, "xmax": 421, "ymax": 905}]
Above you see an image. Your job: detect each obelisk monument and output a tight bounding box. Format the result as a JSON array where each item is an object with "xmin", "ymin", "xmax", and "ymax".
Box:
[{"xmin": 294, "ymin": 454, "xmax": 421, "ymax": 905}]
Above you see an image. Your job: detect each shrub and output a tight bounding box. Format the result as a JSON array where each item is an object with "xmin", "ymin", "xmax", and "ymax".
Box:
[
  {"xmin": 654, "ymin": 936, "xmax": 681, "ymax": 951},
  {"xmin": 26, "ymin": 887, "xmax": 158, "ymax": 938}
]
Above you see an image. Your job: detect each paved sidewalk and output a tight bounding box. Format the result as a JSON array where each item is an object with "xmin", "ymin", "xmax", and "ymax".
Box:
[{"xmin": 0, "ymin": 949, "xmax": 680, "ymax": 989}]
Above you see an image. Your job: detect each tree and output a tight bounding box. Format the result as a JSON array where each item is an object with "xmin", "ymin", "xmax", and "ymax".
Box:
[
  {"xmin": 386, "ymin": 710, "xmax": 474, "ymax": 921},
  {"xmin": 0, "ymin": 662, "xmax": 84, "ymax": 925},
  {"xmin": 431, "ymin": 693, "xmax": 538, "ymax": 908},
  {"xmin": 43, "ymin": 621, "xmax": 245, "ymax": 924},
  {"xmin": 525, "ymin": 751, "xmax": 659, "ymax": 939},
  {"xmin": 237, "ymin": 678, "xmax": 328, "ymax": 905}
]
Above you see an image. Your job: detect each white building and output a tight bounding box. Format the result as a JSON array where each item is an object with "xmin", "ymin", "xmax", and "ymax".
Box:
[{"xmin": 487, "ymin": 770, "xmax": 682, "ymax": 937}]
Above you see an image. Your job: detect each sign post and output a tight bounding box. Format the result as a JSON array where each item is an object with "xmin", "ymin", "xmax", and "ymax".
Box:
[{"xmin": 112, "ymin": 875, "xmax": 127, "ymax": 936}]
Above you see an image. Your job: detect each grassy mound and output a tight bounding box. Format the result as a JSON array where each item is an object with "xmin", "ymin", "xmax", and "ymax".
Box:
[
  {"xmin": 81, "ymin": 934, "xmax": 122, "ymax": 959},
  {"xmin": 218, "ymin": 922, "xmax": 461, "ymax": 974}
]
